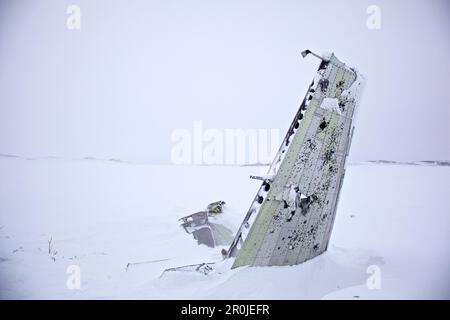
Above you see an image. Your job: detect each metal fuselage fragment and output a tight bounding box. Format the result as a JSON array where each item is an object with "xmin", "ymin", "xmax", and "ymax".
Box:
[{"xmin": 229, "ymin": 53, "xmax": 365, "ymax": 268}]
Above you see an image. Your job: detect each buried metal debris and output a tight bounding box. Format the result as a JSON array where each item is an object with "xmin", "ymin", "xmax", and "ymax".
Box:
[
  {"xmin": 178, "ymin": 201, "xmax": 233, "ymax": 248},
  {"xmin": 206, "ymin": 200, "xmax": 226, "ymax": 215},
  {"xmin": 160, "ymin": 262, "xmax": 216, "ymax": 277}
]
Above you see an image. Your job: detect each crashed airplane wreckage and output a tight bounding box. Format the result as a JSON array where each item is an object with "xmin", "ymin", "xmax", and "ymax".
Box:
[
  {"xmin": 179, "ymin": 201, "xmax": 234, "ymax": 248},
  {"xmin": 164, "ymin": 50, "xmax": 365, "ymax": 275}
]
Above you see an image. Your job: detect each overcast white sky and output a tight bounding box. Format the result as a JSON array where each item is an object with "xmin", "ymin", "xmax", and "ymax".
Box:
[{"xmin": 0, "ymin": 0, "xmax": 449, "ymax": 164}]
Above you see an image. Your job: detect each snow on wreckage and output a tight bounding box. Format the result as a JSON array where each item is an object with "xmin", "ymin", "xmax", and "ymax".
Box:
[
  {"xmin": 162, "ymin": 49, "xmax": 365, "ymax": 276},
  {"xmin": 178, "ymin": 201, "xmax": 233, "ymax": 249}
]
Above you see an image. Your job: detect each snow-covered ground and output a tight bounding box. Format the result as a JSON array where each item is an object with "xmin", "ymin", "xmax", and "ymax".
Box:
[{"xmin": 0, "ymin": 156, "xmax": 449, "ymax": 299}]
